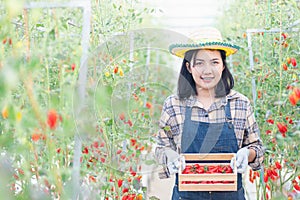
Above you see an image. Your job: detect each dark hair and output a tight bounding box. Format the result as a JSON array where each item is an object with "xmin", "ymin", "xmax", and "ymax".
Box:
[{"xmin": 177, "ymin": 49, "xmax": 234, "ymax": 99}]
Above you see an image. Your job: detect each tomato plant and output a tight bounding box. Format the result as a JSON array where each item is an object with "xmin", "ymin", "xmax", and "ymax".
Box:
[
  {"xmin": 218, "ymin": 0, "xmax": 300, "ymax": 199},
  {"xmin": 0, "ymin": 0, "xmax": 164, "ymax": 199}
]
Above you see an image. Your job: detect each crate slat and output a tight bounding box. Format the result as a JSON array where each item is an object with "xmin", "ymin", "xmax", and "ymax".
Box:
[
  {"xmin": 178, "ymin": 183, "xmax": 237, "ymax": 191},
  {"xmin": 184, "ymin": 162, "xmax": 231, "ymax": 166},
  {"xmin": 179, "ymin": 173, "xmax": 236, "ymax": 181},
  {"xmin": 182, "ymin": 153, "xmax": 235, "ymax": 161}
]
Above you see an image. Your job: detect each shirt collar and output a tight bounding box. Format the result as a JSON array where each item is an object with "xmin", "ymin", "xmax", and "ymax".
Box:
[
  {"xmin": 214, "ymin": 90, "xmax": 241, "ymax": 110},
  {"xmin": 184, "ymin": 90, "xmax": 239, "ymax": 110}
]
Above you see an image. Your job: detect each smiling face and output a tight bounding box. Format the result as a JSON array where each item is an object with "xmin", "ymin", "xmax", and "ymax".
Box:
[{"xmin": 187, "ymin": 49, "xmax": 224, "ymax": 94}]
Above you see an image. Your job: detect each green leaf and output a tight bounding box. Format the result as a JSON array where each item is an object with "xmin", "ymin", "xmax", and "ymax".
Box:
[
  {"xmin": 48, "ymin": 28, "xmax": 55, "ymax": 40},
  {"xmin": 164, "ymin": 126, "xmax": 171, "ymax": 132},
  {"xmin": 144, "ymin": 159, "xmax": 156, "ymax": 165}
]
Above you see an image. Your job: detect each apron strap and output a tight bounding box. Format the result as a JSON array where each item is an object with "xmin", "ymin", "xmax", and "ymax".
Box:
[
  {"xmin": 225, "ymin": 100, "xmax": 232, "ymax": 120},
  {"xmin": 184, "ymin": 106, "xmax": 192, "ymax": 123},
  {"xmin": 225, "ymin": 100, "xmax": 234, "ymax": 129}
]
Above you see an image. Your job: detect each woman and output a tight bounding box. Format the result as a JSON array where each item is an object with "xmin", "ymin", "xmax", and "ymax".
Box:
[{"xmin": 155, "ymin": 27, "xmax": 265, "ymax": 199}]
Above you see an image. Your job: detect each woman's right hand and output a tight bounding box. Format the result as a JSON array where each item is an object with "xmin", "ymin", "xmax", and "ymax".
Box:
[{"xmin": 165, "ymin": 149, "xmax": 186, "ymax": 174}]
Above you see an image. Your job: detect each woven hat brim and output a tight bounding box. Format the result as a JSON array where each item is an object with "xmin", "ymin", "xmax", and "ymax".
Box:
[{"xmin": 169, "ymin": 42, "xmax": 240, "ymax": 58}]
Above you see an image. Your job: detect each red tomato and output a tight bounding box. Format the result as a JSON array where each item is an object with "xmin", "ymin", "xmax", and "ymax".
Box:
[
  {"xmin": 182, "ymin": 166, "xmax": 192, "ymax": 174},
  {"xmin": 196, "ymin": 166, "xmax": 204, "ymax": 174},
  {"xmin": 271, "ymin": 169, "xmax": 278, "ymax": 177},
  {"xmin": 118, "ymin": 179, "xmax": 123, "ymax": 187},
  {"xmin": 294, "ymin": 87, "xmax": 300, "ymax": 98},
  {"xmin": 282, "ymin": 63, "xmax": 288, "ymax": 71},
  {"xmin": 291, "ymin": 58, "xmax": 297, "ymax": 67},
  {"xmin": 223, "ymin": 165, "xmax": 233, "ymax": 173},
  {"xmin": 275, "ymin": 161, "xmax": 282, "ymax": 170},
  {"xmin": 264, "ymin": 173, "xmax": 269, "ymax": 183}
]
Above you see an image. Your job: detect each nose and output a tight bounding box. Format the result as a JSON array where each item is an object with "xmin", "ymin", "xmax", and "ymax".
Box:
[{"xmin": 202, "ymin": 65, "xmax": 212, "ymax": 74}]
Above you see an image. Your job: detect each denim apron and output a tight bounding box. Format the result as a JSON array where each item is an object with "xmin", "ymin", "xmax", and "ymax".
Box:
[{"xmin": 171, "ymin": 101, "xmax": 246, "ymax": 200}]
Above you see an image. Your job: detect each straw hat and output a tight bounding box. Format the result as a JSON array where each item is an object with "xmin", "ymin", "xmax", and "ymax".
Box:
[{"xmin": 169, "ymin": 27, "xmax": 240, "ymax": 58}]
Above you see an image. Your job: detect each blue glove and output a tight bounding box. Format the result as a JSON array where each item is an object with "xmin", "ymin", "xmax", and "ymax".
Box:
[
  {"xmin": 230, "ymin": 147, "xmax": 250, "ymax": 174},
  {"xmin": 165, "ymin": 149, "xmax": 186, "ymax": 175}
]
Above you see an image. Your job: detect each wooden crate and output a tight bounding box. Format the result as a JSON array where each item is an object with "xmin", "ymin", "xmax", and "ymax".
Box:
[{"xmin": 178, "ymin": 153, "xmax": 237, "ymax": 191}]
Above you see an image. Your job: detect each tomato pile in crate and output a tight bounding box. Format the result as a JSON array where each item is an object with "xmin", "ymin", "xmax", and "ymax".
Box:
[{"xmin": 179, "ymin": 153, "xmax": 237, "ymax": 191}]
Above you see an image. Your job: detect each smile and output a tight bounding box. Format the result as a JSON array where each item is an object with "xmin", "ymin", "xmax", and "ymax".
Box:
[{"xmin": 200, "ymin": 77, "xmax": 214, "ymax": 80}]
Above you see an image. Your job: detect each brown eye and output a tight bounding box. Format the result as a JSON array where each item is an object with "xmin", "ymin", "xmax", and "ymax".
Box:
[{"xmin": 194, "ymin": 62, "xmax": 204, "ymax": 67}]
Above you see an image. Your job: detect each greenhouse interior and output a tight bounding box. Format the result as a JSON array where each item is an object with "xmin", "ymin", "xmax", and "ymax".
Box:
[{"xmin": 0, "ymin": 0, "xmax": 299, "ymax": 199}]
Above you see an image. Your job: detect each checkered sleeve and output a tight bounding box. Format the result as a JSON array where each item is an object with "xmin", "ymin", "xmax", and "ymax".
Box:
[
  {"xmin": 243, "ymin": 101, "xmax": 265, "ymax": 170},
  {"xmin": 155, "ymin": 95, "xmax": 180, "ymax": 178}
]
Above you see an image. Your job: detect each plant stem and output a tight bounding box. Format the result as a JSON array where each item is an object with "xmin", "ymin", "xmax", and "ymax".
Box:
[
  {"xmin": 23, "ymin": 9, "xmax": 30, "ymax": 61},
  {"xmin": 23, "ymin": 74, "xmax": 46, "ymax": 130},
  {"xmin": 278, "ymin": 1, "xmax": 283, "ymax": 115}
]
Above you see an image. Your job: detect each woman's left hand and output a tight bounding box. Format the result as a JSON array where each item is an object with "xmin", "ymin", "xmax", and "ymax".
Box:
[{"xmin": 230, "ymin": 147, "xmax": 250, "ymax": 173}]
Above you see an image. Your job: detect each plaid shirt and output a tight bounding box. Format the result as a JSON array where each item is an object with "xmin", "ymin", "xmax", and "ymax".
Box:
[{"xmin": 155, "ymin": 90, "xmax": 265, "ymax": 179}]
